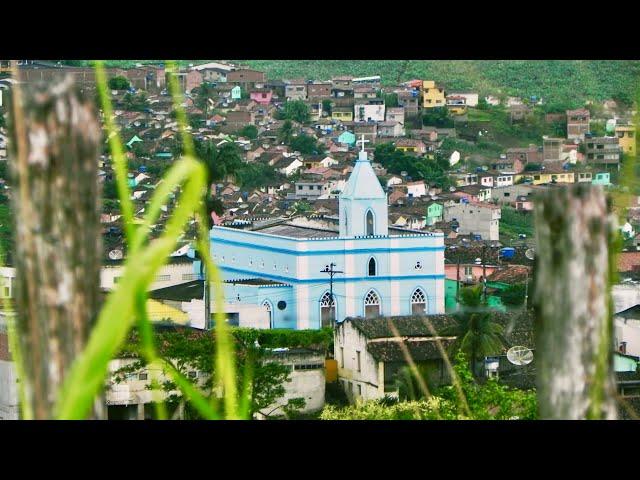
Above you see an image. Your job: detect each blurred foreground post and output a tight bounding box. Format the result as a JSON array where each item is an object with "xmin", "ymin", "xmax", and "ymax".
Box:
[
  {"xmin": 9, "ymin": 73, "xmax": 103, "ymax": 419},
  {"xmin": 534, "ymin": 184, "xmax": 617, "ymax": 419}
]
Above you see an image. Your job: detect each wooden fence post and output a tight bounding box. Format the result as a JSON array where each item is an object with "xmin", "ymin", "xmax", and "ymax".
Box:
[
  {"xmin": 534, "ymin": 184, "xmax": 617, "ymax": 419},
  {"xmin": 8, "ymin": 73, "xmax": 103, "ymax": 419}
]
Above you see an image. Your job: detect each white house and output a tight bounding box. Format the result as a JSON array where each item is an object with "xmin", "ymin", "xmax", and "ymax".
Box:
[
  {"xmin": 614, "ymin": 305, "xmax": 640, "ymax": 358},
  {"xmin": 354, "ymin": 101, "xmax": 386, "ymax": 123},
  {"xmin": 335, "ymin": 316, "xmax": 456, "ymax": 403},
  {"xmin": 448, "ymin": 92, "xmax": 479, "ymax": 108},
  {"xmin": 406, "ymin": 180, "xmax": 427, "ymax": 198},
  {"xmin": 320, "ymin": 156, "xmax": 339, "ymax": 168},
  {"xmin": 493, "ymin": 173, "xmax": 514, "ymax": 188},
  {"xmin": 275, "ymin": 157, "xmax": 303, "ymax": 177},
  {"xmin": 387, "ymin": 175, "xmax": 403, "ymax": 188}
]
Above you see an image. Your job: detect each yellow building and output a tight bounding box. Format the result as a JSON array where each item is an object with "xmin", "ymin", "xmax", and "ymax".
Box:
[
  {"xmin": 422, "ymin": 80, "xmax": 445, "ymax": 108},
  {"xmin": 515, "ymin": 171, "xmax": 575, "ymax": 185},
  {"xmin": 332, "ymin": 107, "xmax": 353, "ymax": 122},
  {"xmin": 447, "ymin": 104, "xmax": 468, "ymax": 116},
  {"xmin": 146, "ymin": 298, "xmax": 190, "ymax": 325},
  {"xmin": 616, "ymin": 124, "xmax": 636, "ymax": 157}
]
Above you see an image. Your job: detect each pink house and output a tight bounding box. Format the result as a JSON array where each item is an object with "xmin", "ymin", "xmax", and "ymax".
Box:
[
  {"xmin": 445, "ymin": 263, "xmax": 499, "ymax": 284},
  {"xmin": 250, "ymin": 88, "xmax": 273, "ymax": 105},
  {"xmin": 515, "ymin": 195, "xmax": 534, "ymax": 212}
]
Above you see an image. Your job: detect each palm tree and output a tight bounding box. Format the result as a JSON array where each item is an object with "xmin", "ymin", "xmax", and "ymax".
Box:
[{"xmin": 444, "ymin": 285, "xmax": 505, "ymax": 377}]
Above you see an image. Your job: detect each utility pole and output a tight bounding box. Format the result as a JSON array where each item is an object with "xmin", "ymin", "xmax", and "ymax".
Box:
[
  {"xmin": 454, "ymin": 248, "xmax": 461, "ymax": 302},
  {"xmin": 321, "ymin": 263, "xmax": 343, "ymax": 326},
  {"xmin": 481, "ymin": 244, "xmax": 487, "ymax": 302}
]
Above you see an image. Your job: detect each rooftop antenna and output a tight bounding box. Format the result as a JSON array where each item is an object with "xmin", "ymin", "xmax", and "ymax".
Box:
[
  {"xmin": 506, "ymin": 346, "xmax": 534, "ymax": 366},
  {"xmin": 108, "ymin": 249, "xmax": 123, "ymax": 260}
]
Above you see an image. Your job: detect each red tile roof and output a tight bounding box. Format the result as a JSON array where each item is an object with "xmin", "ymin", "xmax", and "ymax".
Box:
[{"xmin": 618, "ymin": 252, "xmax": 640, "ymax": 273}]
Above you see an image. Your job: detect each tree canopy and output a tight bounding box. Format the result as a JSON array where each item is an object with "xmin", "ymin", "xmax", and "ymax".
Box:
[
  {"xmin": 279, "ymin": 100, "xmax": 311, "ymax": 123},
  {"xmin": 374, "ymin": 143, "xmax": 452, "ymax": 189},
  {"xmin": 108, "ymin": 75, "xmax": 131, "ymax": 91}
]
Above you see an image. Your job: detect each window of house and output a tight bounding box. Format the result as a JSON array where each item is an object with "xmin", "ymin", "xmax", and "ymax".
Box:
[
  {"xmin": 188, "ymin": 371, "xmax": 197, "ymax": 379},
  {"xmin": 368, "ymin": 257, "xmax": 377, "ymax": 276},
  {"xmin": 356, "ymin": 351, "xmax": 361, "ymax": 372},
  {"xmin": 464, "ymin": 266, "xmax": 473, "ymax": 276},
  {"xmin": 182, "ymin": 273, "xmax": 196, "ymax": 281},
  {"xmin": 138, "ymin": 372, "xmax": 148, "ymax": 381},
  {"xmin": 340, "ymin": 347, "xmax": 344, "ymax": 368},
  {"xmin": 155, "ymin": 274, "xmax": 171, "ymax": 282},
  {"xmin": 358, "ymin": 384, "xmax": 362, "ymax": 396},
  {"xmin": 113, "ymin": 276, "xmax": 122, "ymax": 284},
  {"xmin": 364, "ymin": 290, "xmax": 381, "ymax": 318}
]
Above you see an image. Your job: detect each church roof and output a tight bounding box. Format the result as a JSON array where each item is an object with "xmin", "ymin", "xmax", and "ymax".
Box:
[
  {"xmin": 253, "ymin": 223, "xmax": 339, "ymax": 239},
  {"xmin": 339, "ymin": 149, "xmax": 386, "ymax": 201}
]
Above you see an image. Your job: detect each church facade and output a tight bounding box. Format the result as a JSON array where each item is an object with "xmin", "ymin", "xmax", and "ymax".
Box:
[{"xmin": 208, "ymin": 141, "xmax": 445, "ymax": 330}]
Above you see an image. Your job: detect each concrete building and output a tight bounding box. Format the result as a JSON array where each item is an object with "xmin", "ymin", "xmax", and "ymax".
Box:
[
  {"xmin": 258, "ymin": 348, "xmax": 326, "ymax": 417},
  {"xmin": 443, "ymin": 201, "xmax": 501, "ymax": 241},
  {"xmin": 208, "ymin": 139, "xmax": 446, "ymax": 330},
  {"xmin": 566, "ymin": 108, "xmax": 590, "ymax": 140},
  {"xmin": 543, "ymin": 136, "xmax": 563, "ymax": 162},
  {"xmin": 585, "ymin": 136, "xmax": 621, "ymax": 168},
  {"xmin": 490, "ymin": 184, "xmax": 537, "ymax": 205},
  {"xmin": 285, "ymin": 80, "xmax": 308, "ymax": 101}
]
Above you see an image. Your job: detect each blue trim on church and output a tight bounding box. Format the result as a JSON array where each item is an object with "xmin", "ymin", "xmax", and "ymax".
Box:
[
  {"xmin": 212, "ymin": 236, "xmax": 445, "ymax": 255},
  {"xmin": 220, "ymin": 265, "xmax": 445, "ymax": 284}
]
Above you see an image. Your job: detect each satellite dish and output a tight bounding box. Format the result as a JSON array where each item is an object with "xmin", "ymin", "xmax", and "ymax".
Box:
[
  {"xmin": 108, "ymin": 249, "xmax": 123, "ymax": 260},
  {"xmin": 449, "ymin": 151, "xmax": 460, "ymax": 166},
  {"xmin": 525, "ymin": 248, "xmax": 536, "ymax": 260},
  {"xmin": 507, "ymin": 346, "xmax": 534, "ymax": 366}
]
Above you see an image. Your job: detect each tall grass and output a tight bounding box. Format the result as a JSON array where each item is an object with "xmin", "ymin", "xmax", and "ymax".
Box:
[{"xmin": 3, "ymin": 60, "xmax": 244, "ymax": 419}]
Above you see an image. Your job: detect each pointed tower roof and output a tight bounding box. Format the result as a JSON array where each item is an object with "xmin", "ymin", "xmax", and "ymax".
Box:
[{"xmin": 340, "ymin": 135, "xmax": 386, "ymax": 200}]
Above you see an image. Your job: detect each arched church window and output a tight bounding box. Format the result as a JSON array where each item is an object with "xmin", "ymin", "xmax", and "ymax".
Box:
[
  {"xmin": 320, "ymin": 292, "xmax": 336, "ymax": 328},
  {"xmin": 366, "ymin": 210, "xmax": 374, "ymax": 236},
  {"xmin": 411, "ymin": 288, "xmax": 427, "ymax": 315},
  {"xmin": 263, "ymin": 301, "xmax": 273, "ymax": 328},
  {"xmin": 368, "ymin": 257, "xmax": 377, "ymax": 276},
  {"xmin": 364, "ymin": 290, "xmax": 381, "ymax": 319}
]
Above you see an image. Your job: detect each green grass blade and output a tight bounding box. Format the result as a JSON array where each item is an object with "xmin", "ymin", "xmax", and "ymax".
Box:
[
  {"xmin": 94, "ymin": 61, "xmax": 136, "ymax": 244},
  {"xmin": 54, "ymin": 156, "xmax": 206, "ymax": 419}
]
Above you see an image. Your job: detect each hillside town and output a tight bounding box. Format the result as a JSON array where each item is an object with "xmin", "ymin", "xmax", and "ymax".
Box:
[{"xmin": 0, "ymin": 60, "xmax": 639, "ymax": 420}]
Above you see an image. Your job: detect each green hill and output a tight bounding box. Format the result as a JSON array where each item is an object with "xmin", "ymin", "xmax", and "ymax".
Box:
[
  {"xmin": 83, "ymin": 60, "xmax": 640, "ymax": 109},
  {"xmin": 241, "ymin": 60, "xmax": 640, "ymax": 109}
]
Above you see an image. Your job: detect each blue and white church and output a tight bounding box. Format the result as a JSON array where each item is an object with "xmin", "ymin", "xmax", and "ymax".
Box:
[{"xmin": 207, "ymin": 137, "xmax": 445, "ymax": 330}]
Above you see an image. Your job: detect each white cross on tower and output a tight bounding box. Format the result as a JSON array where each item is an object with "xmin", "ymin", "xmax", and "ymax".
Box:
[{"xmin": 356, "ymin": 134, "xmax": 369, "ymax": 152}]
